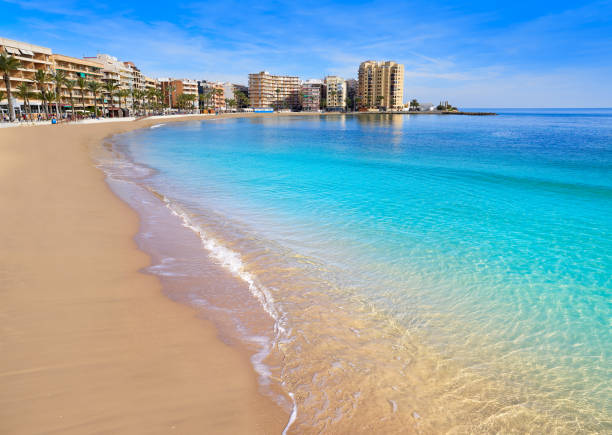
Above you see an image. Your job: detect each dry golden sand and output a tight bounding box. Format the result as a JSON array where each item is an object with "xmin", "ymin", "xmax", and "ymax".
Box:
[{"xmin": 0, "ymin": 114, "xmax": 295, "ymax": 434}]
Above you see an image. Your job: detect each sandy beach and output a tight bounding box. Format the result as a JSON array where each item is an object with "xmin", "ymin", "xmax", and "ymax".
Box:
[{"xmin": 0, "ymin": 114, "xmax": 289, "ymax": 434}]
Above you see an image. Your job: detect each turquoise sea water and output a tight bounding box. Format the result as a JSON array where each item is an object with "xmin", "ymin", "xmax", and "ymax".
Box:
[{"xmin": 111, "ymin": 110, "xmax": 611, "ymax": 433}]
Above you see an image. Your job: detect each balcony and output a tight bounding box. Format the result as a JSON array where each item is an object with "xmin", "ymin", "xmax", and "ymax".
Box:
[{"xmin": 14, "ymin": 55, "xmax": 52, "ymax": 65}]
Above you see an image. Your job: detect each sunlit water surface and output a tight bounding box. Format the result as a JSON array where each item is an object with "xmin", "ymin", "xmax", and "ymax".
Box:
[{"xmin": 105, "ymin": 110, "xmax": 611, "ymax": 433}]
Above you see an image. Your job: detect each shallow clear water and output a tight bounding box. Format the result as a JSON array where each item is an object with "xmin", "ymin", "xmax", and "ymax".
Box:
[{"xmin": 110, "ymin": 110, "xmax": 611, "ymax": 433}]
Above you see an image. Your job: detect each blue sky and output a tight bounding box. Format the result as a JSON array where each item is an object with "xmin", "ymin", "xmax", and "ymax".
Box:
[{"xmin": 2, "ymin": 0, "xmax": 611, "ymax": 107}]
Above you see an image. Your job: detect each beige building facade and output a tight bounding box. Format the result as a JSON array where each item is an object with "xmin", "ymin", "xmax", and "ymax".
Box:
[
  {"xmin": 248, "ymin": 71, "xmax": 300, "ymax": 109},
  {"xmin": 357, "ymin": 60, "xmax": 404, "ymax": 110},
  {"xmin": 197, "ymin": 80, "xmax": 225, "ymax": 110},
  {"xmin": 324, "ymin": 76, "xmax": 347, "ymax": 111},
  {"xmin": 51, "ymin": 54, "xmax": 104, "ymax": 110},
  {"xmin": 144, "ymin": 76, "xmax": 159, "ymax": 92},
  {"xmin": 84, "ymin": 54, "xmax": 147, "ymax": 110},
  {"xmin": 0, "ymin": 37, "xmax": 53, "ymax": 113}
]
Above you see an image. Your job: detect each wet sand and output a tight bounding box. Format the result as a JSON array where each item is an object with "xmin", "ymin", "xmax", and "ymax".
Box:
[{"xmin": 0, "ymin": 114, "xmax": 294, "ymax": 434}]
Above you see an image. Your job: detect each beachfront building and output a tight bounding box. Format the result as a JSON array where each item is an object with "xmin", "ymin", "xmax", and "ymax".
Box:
[
  {"xmin": 248, "ymin": 71, "xmax": 300, "ymax": 110},
  {"xmin": 144, "ymin": 76, "xmax": 159, "ymax": 92},
  {"xmin": 357, "ymin": 60, "xmax": 404, "ymax": 111},
  {"xmin": 123, "ymin": 61, "xmax": 145, "ymax": 94},
  {"xmin": 324, "ymin": 76, "xmax": 347, "ymax": 111},
  {"xmin": 197, "ymin": 80, "xmax": 225, "ymax": 110},
  {"xmin": 160, "ymin": 78, "xmax": 199, "ymax": 110},
  {"xmin": 0, "ymin": 37, "xmax": 53, "ymax": 117},
  {"xmin": 221, "ymin": 82, "xmax": 235, "ymax": 100},
  {"xmin": 83, "ymin": 54, "xmax": 148, "ymax": 115},
  {"xmin": 300, "ymin": 79, "xmax": 322, "ymax": 112},
  {"xmin": 51, "ymin": 54, "xmax": 104, "ymax": 112}
]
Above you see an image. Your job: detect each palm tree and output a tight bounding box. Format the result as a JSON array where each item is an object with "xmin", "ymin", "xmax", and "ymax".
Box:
[
  {"xmin": 76, "ymin": 76, "xmax": 87, "ymax": 112},
  {"xmin": 34, "ymin": 69, "xmax": 49, "ymax": 118},
  {"xmin": 155, "ymin": 89, "xmax": 163, "ymax": 111},
  {"xmin": 213, "ymin": 88, "xmax": 223, "ymax": 111},
  {"xmin": 52, "ymin": 70, "xmax": 67, "ymax": 117},
  {"xmin": 64, "ymin": 80, "xmax": 76, "ymax": 118},
  {"xmin": 187, "ymin": 93, "xmax": 197, "ymax": 112},
  {"xmin": 38, "ymin": 89, "xmax": 54, "ymax": 117},
  {"xmin": 132, "ymin": 89, "xmax": 143, "ymax": 115},
  {"xmin": 117, "ymin": 89, "xmax": 129, "ymax": 116},
  {"xmin": 354, "ymin": 95, "xmax": 362, "ymax": 112},
  {"xmin": 0, "ymin": 52, "xmax": 22, "ymax": 121},
  {"xmin": 46, "ymin": 90, "xmax": 58, "ymax": 118},
  {"xmin": 145, "ymin": 88, "xmax": 157, "ymax": 114},
  {"xmin": 131, "ymin": 89, "xmax": 140, "ymax": 114},
  {"xmin": 87, "ymin": 81, "xmax": 102, "ymax": 117},
  {"xmin": 165, "ymin": 84, "xmax": 176, "ymax": 111},
  {"xmin": 103, "ymin": 80, "xmax": 118, "ymax": 117},
  {"xmin": 137, "ymin": 89, "xmax": 146, "ymax": 114},
  {"xmin": 198, "ymin": 91, "xmax": 209, "ymax": 112},
  {"xmin": 34, "ymin": 69, "xmax": 50, "ymax": 118},
  {"xmin": 275, "ymin": 87, "xmax": 281, "ymax": 111},
  {"xmin": 16, "ymin": 83, "xmax": 33, "ymax": 119}
]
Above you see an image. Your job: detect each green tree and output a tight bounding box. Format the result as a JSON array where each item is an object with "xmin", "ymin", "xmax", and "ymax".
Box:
[
  {"xmin": 145, "ymin": 88, "xmax": 157, "ymax": 114},
  {"xmin": 139, "ymin": 90, "xmax": 147, "ymax": 113},
  {"xmin": 376, "ymin": 95, "xmax": 385, "ymax": 109},
  {"xmin": 176, "ymin": 93, "xmax": 186, "ymax": 110},
  {"xmin": 345, "ymin": 96, "xmax": 353, "ymax": 112},
  {"xmin": 214, "ymin": 88, "xmax": 223, "ymax": 110},
  {"xmin": 46, "ymin": 90, "xmax": 58, "ymax": 117},
  {"xmin": 187, "ymin": 93, "xmax": 197, "ymax": 112},
  {"xmin": 34, "ymin": 69, "xmax": 50, "ymax": 117},
  {"xmin": 87, "ymin": 81, "xmax": 102, "ymax": 117},
  {"xmin": 234, "ymin": 90, "xmax": 249, "ymax": 109},
  {"xmin": 52, "ymin": 70, "xmax": 67, "ymax": 117},
  {"xmin": 199, "ymin": 91, "xmax": 211, "ymax": 111},
  {"xmin": 0, "ymin": 52, "xmax": 22, "ymax": 121},
  {"xmin": 76, "ymin": 76, "xmax": 87, "ymax": 112},
  {"xmin": 64, "ymin": 80, "xmax": 76, "ymax": 118},
  {"xmin": 16, "ymin": 83, "xmax": 34, "ymax": 119},
  {"xmin": 103, "ymin": 80, "xmax": 119, "ymax": 117},
  {"xmin": 38, "ymin": 88, "xmax": 54, "ymax": 116},
  {"xmin": 165, "ymin": 84, "xmax": 176, "ymax": 109},
  {"xmin": 275, "ymin": 87, "xmax": 281, "ymax": 111},
  {"xmin": 118, "ymin": 89, "xmax": 130, "ymax": 116},
  {"xmin": 134, "ymin": 89, "xmax": 147, "ymax": 114},
  {"xmin": 410, "ymin": 99, "xmax": 419, "ymax": 110}
]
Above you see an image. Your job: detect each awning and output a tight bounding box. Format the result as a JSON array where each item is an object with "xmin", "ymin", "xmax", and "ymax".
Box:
[
  {"xmin": 4, "ymin": 46, "xmax": 21, "ymax": 55},
  {"xmin": 20, "ymin": 49, "xmax": 34, "ymax": 56}
]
